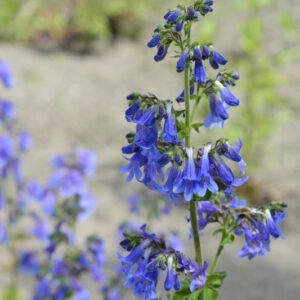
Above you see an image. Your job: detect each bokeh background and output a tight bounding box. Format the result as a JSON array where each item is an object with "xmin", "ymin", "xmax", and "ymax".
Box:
[{"xmin": 0, "ymin": 0, "xmax": 299, "ymax": 299}]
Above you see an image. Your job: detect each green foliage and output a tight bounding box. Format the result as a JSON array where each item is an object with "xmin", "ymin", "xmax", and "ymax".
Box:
[
  {"xmin": 206, "ymin": 272, "xmax": 226, "ymax": 289},
  {"xmin": 2, "ymin": 286, "xmax": 22, "ymax": 300},
  {"xmin": 0, "ymin": 0, "xmax": 172, "ymax": 50}
]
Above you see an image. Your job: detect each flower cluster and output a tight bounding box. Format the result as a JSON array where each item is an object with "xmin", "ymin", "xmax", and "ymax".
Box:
[
  {"xmin": 194, "ymin": 196, "xmax": 287, "ymax": 259},
  {"xmin": 28, "ymin": 236, "xmax": 105, "ymax": 300},
  {"xmin": 120, "ymin": 0, "xmax": 288, "ymax": 299},
  {"xmin": 118, "ymin": 225, "xmax": 208, "ymax": 299}
]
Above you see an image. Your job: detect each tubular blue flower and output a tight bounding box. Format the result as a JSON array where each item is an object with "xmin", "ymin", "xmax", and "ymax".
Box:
[
  {"xmin": 229, "ymin": 196, "xmax": 247, "ymax": 209},
  {"xmin": 74, "ymin": 289, "xmax": 90, "ymax": 300},
  {"xmin": 154, "ymin": 45, "xmax": 168, "ymax": 62},
  {"xmin": 164, "ymin": 256, "xmax": 180, "ymax": 291},
  {"xmin": 194, "ymin": 47, "xmax": 206, "ymax": 83},
  {"xmin": 264, "ymin": 209, "xmax": 286, "ymax": 239},
  {"xmin": 176, "ymin": 20, "xmax": 184, "ymax": 32},
  {"xmin": 173, "ymin": 148, "xmax": 199, "ymax": 201},
  {"xmin": 123, "ymin": 257, "xmax": 158, "ymax": 300},
  {"xmin": 0, "ymin": 61, "xmax": 15, "ymax": 88},
  {"xmin": 215, "ymin": 156, "xmax": 236, "ymax": 186},
  {"xmin": 163, "ymin": 104, "xmax": 178, "ymax": 145},
  {"xmin": 209, "ymin": 49, "xmax": 227, "ymax": 69},
  {"xmin": 189, "ymin": 261, "xmax": 208, "ymax": 292},
  {"xmin": 147, "ymin": 34, "xmax": 161, "ymax": 48},
  {"xmin": 120, "ymin": 150, "xmax": 147, "ymax": 182},
  {"xmin": 125, "ymin": 100, "xmax": 143, "ymax": 123},
  {"xmin": 33, "ymin": 278, "xmax": 52, "ymax": 298},
  {"xmin": 176, "ymin": 48, "xmax": 188, "ymax": 73},
  {"xmin": 0, "ymin": 100, "xmax": 14, "ymax": 124},
  {"xmin": 197, "ymin": 201, "xmax": 219, "ymax": 214},
  {"xmin": 196, "ymin": 145, "xmax": 218, "ymax": 196},
  {"xmin": 215, "ymin": 81, "xmax": 239, "ymax": 106},
  {"xmin": 0, "ymin": 135, "xmax": 14, "ymax": 172},
  {"xmin": 167, "ymin": 9, "xmax": 180, "ymax": 23},
  {"xmin": 204, "ymin": 93, "xmax": 229, "ymax": 129},
  {"xmin": 239, "ymin": 224, "xmax": 266, "ymax": 260}
]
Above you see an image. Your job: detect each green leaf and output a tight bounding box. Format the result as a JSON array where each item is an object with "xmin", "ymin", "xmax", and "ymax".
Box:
[
  {"xmin": 206, "ymin": 272, "xmax": 227, "ymax": 288},
  {"xmin": 173, "ymin": 279, "xmax": 192, "ymax": 300},
  {"xmin": 2, "ymin": 286, "xmax": 22, "ymax": 300},
  {"xmin": 187, "ymin": 290, "xmax": 201, "ymax": 300},
  {"xmin": 199, "ymin": 288, "xmax": 219, "ymax": 300},
  {"xmin": 221, "ymin": 233, "xmax": 235, "ymax": 245},
  {"xmin": 212, "ymin": 228, "xmax": 224, "ymax": 237},
  {"xmin": 191, "ymin": 122, "xmax": 204, "ymax": 133}
]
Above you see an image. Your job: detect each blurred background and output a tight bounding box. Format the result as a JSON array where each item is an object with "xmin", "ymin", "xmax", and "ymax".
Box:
[{"xmin": 0, "ymin": 0, "xmax": 299, "ymax": 299}]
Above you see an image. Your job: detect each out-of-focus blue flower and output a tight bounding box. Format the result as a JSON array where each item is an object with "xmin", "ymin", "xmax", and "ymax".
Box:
[
  {"xmin": 18, "ymin": 132, "xmax": 32, "ymax": 152},
  {"xmin": 0, "ymin": 61, "xmax": 15, "ymax": 88},
  {"xmin": 0, "ymin": 100, "xmax": 14, "ymax": 125},
  {"xmin": 18, "ymin": 251, "xmax": 40, "ymax": 275}
]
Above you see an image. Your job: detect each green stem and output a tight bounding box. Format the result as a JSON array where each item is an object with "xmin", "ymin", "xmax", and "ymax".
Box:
[
  {"xmin": 184, "ymin": 24, "xmax": 203, "ymax": 268},
  {"xmin": 190, "ymin": 89, "xmax": 204, "ymax": 123},
  {"xmin": 209, "ymin": 233, "xmax": 225, "ymax": 275}
]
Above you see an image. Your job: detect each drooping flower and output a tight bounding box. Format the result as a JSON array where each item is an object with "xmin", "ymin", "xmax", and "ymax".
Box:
[
  {"xmin": 0, "ymin": 61, "xmax": 15, "ymax": 88},
  {"xmin": 176, "ymin": 48, "xmax": 188, "ymax": 73},
  {"xmin": 162, "ymin": 104, "xmax": 178, "ymax": 145}
]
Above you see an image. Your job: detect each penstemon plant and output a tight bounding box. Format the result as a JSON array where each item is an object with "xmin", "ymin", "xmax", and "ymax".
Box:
[{"xmin": 120, "ymin": 1, "xmax": 287, "ymax": 299}]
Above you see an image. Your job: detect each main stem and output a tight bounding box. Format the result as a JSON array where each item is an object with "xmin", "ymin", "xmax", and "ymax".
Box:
[{"xmin": 184, "ymin": 47, "xmax": 203, "ymax": 268}]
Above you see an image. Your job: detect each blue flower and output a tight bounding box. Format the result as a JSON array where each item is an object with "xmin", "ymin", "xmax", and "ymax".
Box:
[
  {"xmin": 215, "ymin": 81, "xmax": 239, "ymax": 106},
  {"xmin": 167, "ymin": 9, "xmax": 180, "ymax": 23},
  {"xmin": 173, "ymin": 148, "xmax": 199, "ymax": 201},
  {"xmin": 176, "ymin": 20, "xmax": 184, "ymax": 32},
  {"xmin": 120, "ymin": 150, "xmax": 147, "ymax": 182},
  {"xmin": 164, "ymin": 256, "xmax": 180, "ymax": 291},
  {"xmin": 189, "ymin": 261, "xmax": 208, "ymax": 292},
  {"xmin": 163, "ymin": 104, "xmax": 178, "ymax": 145},
  {"xmin": 18, "ymin": 251, "xmax": 40, "ymax": 275},
  {"xmin": 123, "ymin": 258, "xmax": 158, "ymax": 300},
  {"xmin": 177, "ymin": 48, "xmax": 188, "ymax": 73},
  {"xmin": 196, "ymin": 145, "xmax": 218, "ymax": 196},
  {"xmin": 135, "ymin": 124, "xmax": 158, "ymax": 149},
  {"xmin": 239, "ymin": 224, "xmax": 266, "ymax": 260},
  {"xmin": 154, "ymin": 45, "xmax": 168, "ymax": 62},
  {"xmin": 147, "ymin": 34, "xmax": 161, "ymax": 48},
  {"xmin": 0, "ymin": 61, "xmax": 15, "ymax": 88},
  {"xmin": 18, "ymin": 132, "xmax": 31, "ymax": 152},
  {"xmin": 0, "ymin": 100, "xmax": 14, "ymax": 124},
  {"xmin": 209, "ymin": 49, "xmax": 227, "ymax": 69},
  {"xmin": 197, "ymin": 201, "xmax": 219, "ymax": 214},
  {"xmin": 204, "ymin": 93, "xmax": 229, "ymax": 129}
]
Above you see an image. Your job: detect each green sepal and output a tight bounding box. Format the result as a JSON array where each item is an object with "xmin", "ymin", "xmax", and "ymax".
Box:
[{"xmin": 206, "ymin": 272, "xmax": 227, "ymax": 288}]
